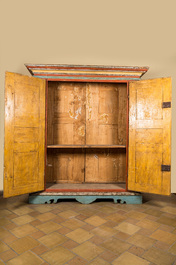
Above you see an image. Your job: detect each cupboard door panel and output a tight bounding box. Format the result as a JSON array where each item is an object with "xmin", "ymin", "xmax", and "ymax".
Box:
[
  {"xmin": 86, "ymin": 83, "xmax": 127, "ymax": 145},
  {"xmin": 4, "ymin": 72, "xmax": 45, "ymax": 197},
  {"xmin": 128, "ymin": 78, "xmax": 171, "ymax": 195},
  {"xmin": 48, "ymin": 82, "xmax": 86, "ymax": 145}
]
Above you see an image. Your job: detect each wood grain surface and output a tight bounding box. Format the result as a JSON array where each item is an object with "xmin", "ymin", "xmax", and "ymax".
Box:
[
  {"xmin": 46, "ymin": 82, "xmax": 127, "ymax": 184},
  {"xmin": 4, "ymin": 72, "xmax": 45, "ymax": 197},
  {"xmin": 128, "ymin": 78, "xmax": 171, "ymax": 195}
]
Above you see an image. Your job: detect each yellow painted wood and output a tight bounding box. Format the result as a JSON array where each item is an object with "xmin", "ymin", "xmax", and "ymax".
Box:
[
  {"xmin": 4, "ymin": 72, "xmax": 45, "ymax": 197},
  {"xmin": 128, "ymin": 78, "xmax": 172, "ymax": 195}
]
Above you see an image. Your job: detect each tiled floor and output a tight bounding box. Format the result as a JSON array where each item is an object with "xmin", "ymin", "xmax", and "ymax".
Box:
[{"xmin": 1, "ymin": 193, "xmax": 176, "ymax": 265}]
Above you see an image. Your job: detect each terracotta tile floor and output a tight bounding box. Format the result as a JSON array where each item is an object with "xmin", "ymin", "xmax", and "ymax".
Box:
[{"xmin": 1, "ymin": 193, "xmax": 176, "ymax": 264}]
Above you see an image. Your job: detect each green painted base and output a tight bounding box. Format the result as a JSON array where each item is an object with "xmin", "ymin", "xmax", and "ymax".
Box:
[{"xmin": 29, "ymin": 194, "xmax": 142, "ymax": 204}]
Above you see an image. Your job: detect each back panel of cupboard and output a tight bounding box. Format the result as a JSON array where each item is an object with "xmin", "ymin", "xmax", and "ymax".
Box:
[{"xmin": 46, "ymin": 82, "xmax": 127, "ymax": 184}]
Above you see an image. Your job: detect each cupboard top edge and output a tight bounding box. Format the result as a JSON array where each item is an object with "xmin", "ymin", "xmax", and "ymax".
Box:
[{"xmin": 25, "ymin": 64, "xmax": 149, "ymax": 81}]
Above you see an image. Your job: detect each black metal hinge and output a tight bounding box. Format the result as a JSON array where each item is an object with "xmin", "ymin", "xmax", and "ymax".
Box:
[
  {"xmin": 162, "ymin": 102, "xmax": 171, "ymax": 108},
  {"xmin": 161, "ymin": 165, "xmax": 171, "ymax": 171}
]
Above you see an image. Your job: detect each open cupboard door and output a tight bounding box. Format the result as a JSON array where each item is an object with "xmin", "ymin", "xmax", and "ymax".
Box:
[
  {"xmin": 128, "ymin": 78, "xmax": 171, "ymax": 195},
  {"xmin": 4, "ymin": 72, "xmax": 45, "ymax": 197}
]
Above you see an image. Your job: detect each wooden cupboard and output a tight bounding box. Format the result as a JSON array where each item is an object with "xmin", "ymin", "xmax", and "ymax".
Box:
[{"xmin": 3, "ymin": 64, "xmax": 172, "ymax": 198}]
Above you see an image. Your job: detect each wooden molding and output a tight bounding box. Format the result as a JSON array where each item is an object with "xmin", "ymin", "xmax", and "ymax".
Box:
[{"xmin": 25, "ymin": 64, "xmax": 149, "ymax": 82}]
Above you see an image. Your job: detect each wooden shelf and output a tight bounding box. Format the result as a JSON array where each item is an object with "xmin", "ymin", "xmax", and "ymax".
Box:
[{"xmin": 47, "ymin": 145, "xmax": 126, "ymax": 149}]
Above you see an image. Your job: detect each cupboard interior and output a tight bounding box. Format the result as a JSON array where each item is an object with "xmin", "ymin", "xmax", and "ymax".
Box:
[{"xmin": 46, "ymin": 81, "xmax": 127, "ymax": 190}]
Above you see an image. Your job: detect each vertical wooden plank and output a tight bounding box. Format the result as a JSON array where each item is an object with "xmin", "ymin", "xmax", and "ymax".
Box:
[
  {"xmin": 53, "ymin": 149, "xmax": 85, "ymax": 183},
  {"xmin": 47, "ymin": 82, "xmax": 54, "ymax": 145},
  {"xmin": 46, "ymin": 150, "xmax": 55, "ymax": 183},
  {"xmin": 85, "ymin": 149, "xmax": 126, "ymax": 183},
  {"xmin": 54, "ymin": 150, "xmax": 73, "ymax": 183},
  {"xmin": 4, "ymin": 72, "xmax": 14, "ymax": 197},
  {"xmin": 128, "ymin": 83, "xmax": 136, "ymax": 191},
  {"xmin": 52, "ymin": 82, "xmax": 86, "ymax": 145},
  {"xmin": 73, "ymin": 84, "xmax": 86, "ymax": 145},
  {"xmin": 72, "ymin": 150, "xmax": 85, "ymax": 183},
  {"xmin": 126, "ymin": 82, "xmax": 129, "ymax": 191},
  {"xmin": 162, "ymin": 78, "xmax": 172, "ymax": 195},
  {"xmin": 85, "ymin": 149, "xmax": 99, "ymax": 182},
  {"xmin": 118, "ymin": 84, "xmax": 127, "ymax": 145},
  {"xmin": 53, "ymin": 82, "xmax": 74, "ymax": 145},
  {"xmin": 86, "ymin": 83, "xmax": 99, "ymax": 144},
  {"xmin": 86, "ymin": 83, "xmax": 127, "ymax": 145}
]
